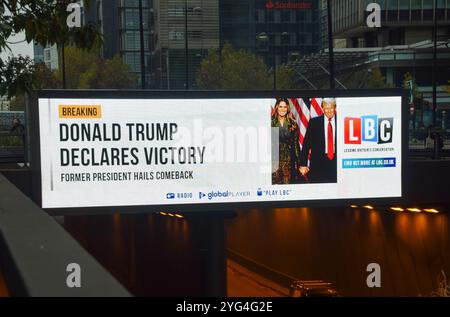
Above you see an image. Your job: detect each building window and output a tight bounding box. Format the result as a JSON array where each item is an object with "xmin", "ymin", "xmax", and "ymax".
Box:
[
  {"xmin": 44, "ymin": 50, "xmax": 51, "ymax": 61},
  {"xmin": 123, "ymin": 53, "xmax": 140, "ymax": 72},
  {"xmin": 168, "ymin": 7, "xmax": 184, "ymax": 17},
  {"xmin": 169, "ymin": 30, "xmax": 184, "ymax": 41},
  {"xmin": 121, "ymin": 9, "xmax": 149, "ymax": 29},
  {"xmin": 399, "ymin": 0, "xmax": 410, "ymax": 20},
  {"xmin": 256, "ymin": 10, "xmax": 265, "ymax": 23},
  {"xmin": 122, "ymin": 31, "xmax": 149, "ymax": 50},
  {"xmin": 120, "ymin": 0, "xmax": 150, "ymax": 7},
  {"xmin": 437, "ymin": 0, "xmax": 446, "ymax": 19},
  {"xmin": 267, "ymin": 10, "xmax": 274, "ymax": 22},
  {"xmin": 281, "ymin": 32, "xmax": 290, "ymax": 45},
  {"xmin": 423, "ymin": 0, "xmax": 434, "ymax": 9},
  {"xmin": 281, "ymin": 10, "xmax": 291, "ymax": 23},
  {"xmin": 188, "ymin": 30, "xmax": 203, "ymax": 39},
  {"xmin": 423, "ymin": 0, "xmax": 434, "ymax": 19}
]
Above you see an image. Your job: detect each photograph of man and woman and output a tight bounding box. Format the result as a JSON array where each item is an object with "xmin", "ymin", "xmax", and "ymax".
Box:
[{"xmin": 271, "ymin": 97, "xmax": 337, "ymax": 185}]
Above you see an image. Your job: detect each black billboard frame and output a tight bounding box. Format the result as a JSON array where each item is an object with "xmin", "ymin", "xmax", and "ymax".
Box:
[{"xmin": 30, "ymin": 89, "xmax": 409, "ymax": 216}]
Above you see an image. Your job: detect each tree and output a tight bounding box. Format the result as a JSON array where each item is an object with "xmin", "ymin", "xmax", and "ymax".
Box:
[
  {"xmin": 366, "ymin": 68, "xmax": 393, "ymax": 88},
  {"xmin": 34, "ymin": 63, "xmax": 60, "ymax": 89},
  {"xmin": 197, "ymin": 43, "xmax": 297, "ymax": 90},
  {"xmin": 55, "ymin": 46, "xmax": 97, "ymax": 89},
  {"xmin": 1, "ymin": 46, "xmax": 136, "ymax": 97},
  {"xmin": 441, "ymin": 80, "xmax": 450, "ymax": 94},
  {"xmin": 1, "ymin": 1, "xmax": 100, "ymax": 50},
  {"xmin": 95, "ymin": 55, "xmax": 137, "ymax": 89},
  {"xmin": 0, "ymin": 56, "xmax": 60, "ymax": 98},
  {"xmin": 56, "ymin": 46, "xmax": 137, "ymax": 89},
  {"xmin": 9, "ymin": 94, "xmax": 25, "ymax": 111},
  {"xmin": 275, "ymin": 64, "xmax": 297, "ymax": 90},
  {"xmin": 0, "ymin": 0, "xmax": 102, "ymax": 95},
  {"xmin": 0, "ymin": 55, "xmax": 35, "ymax": 98},
  {"xmin": 342, "ymin": 68, "xmax": 393, "ymax": 89}
]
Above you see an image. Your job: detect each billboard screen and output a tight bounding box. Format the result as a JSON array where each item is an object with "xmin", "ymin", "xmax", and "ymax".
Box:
[{"xmin": 35, "ymin": 91, "xmax": 405, "ymax": 210}]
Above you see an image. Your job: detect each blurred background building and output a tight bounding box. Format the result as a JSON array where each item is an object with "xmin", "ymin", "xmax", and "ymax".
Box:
[
  {"xmin": 291, "ymin": 0, "xmax": 450, "ymax": 144},
  {"xmin": 28, "ymin": 0, "xmax": 450, "ymax": 144},
  {"xmin": 151, "ymin": 0, "xmax": 220, "ymax": 89}
]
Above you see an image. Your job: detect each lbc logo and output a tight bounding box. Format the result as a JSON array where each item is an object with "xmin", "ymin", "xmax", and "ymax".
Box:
[{"xmin": 344, "ymin": 116, "xmax": 393, "ymax": 144}]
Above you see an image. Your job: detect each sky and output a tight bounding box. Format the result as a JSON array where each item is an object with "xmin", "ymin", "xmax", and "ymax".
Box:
[
  {"xmin": 0, "ymin": 7, "xmax": 34, "ymax": 61},
  {"xmin": 0, "ymin": 33, "xmax": 34, "ymax": 60}
]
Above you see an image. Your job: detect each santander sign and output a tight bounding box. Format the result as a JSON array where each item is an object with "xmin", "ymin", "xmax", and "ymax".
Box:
[{"xmin": 265, "ymin": 0, "xmax": 312, "ymax": 9}]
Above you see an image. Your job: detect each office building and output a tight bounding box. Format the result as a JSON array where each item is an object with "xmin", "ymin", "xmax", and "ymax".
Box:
[
  {"xmin": 33, "ymin": 44, "xmax": 59, "ymax": 70},
  {"xmin": 292, "ymin": 0, "xmax": 450, "ymax": 138},
  {"xmin": 151, "ymin": 0, "xmax": 220, "ymax": 89},
  {"xmin": 220, "ymin": 0, "xmax": 321, "ymax": 67}
]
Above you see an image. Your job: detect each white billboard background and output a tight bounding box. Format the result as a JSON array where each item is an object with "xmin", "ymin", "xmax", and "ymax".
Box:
[{"xmin": 38, "ymin": 96, "xmax": 402, "ymax": 208}]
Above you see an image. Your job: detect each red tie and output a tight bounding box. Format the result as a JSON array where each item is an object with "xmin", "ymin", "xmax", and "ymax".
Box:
[{"xmin": 327, "ymin": 118, "xmax": 334, "ymax": 160}]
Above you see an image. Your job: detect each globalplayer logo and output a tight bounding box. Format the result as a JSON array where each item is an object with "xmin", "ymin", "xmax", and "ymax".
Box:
[{"xmin": 199, "ymin": 191, "xmax": 231, "ymax": 200}]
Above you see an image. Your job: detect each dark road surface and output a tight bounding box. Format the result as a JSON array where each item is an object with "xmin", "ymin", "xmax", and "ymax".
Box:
[{"xmin": 226, "ymin": 207, "xmax": 450, "ymax": 296}]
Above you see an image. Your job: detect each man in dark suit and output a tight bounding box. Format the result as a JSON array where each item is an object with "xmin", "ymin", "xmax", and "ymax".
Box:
[{"xmin": 299, "ymin": 99, "xmax": 337, "ymax": 183}]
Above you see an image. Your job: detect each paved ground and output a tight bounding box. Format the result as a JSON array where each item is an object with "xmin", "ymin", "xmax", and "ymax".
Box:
[
  {"xmin": 0, "ymin": 261, "xmax": 287, "ymax": 298},
  {"xmin": 227, "ymin": 260, "xmax": 288, "ymax": 297}
]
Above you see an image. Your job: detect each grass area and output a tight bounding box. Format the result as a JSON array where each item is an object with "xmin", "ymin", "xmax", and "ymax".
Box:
[{"xmin": 0, "ymin": 132, "xmax": 24, "ymax": 147}]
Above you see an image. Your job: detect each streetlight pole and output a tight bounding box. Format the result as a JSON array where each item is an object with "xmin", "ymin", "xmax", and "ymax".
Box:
[
  {"xmin": 273, "ymin": 44, "xmax": 276, "ymax": 91},
  {"xmin": 256, "ymin": 32, "xmax": 273, "ymax": 89},
  {"xmin": 61, "ymin": 42, "xmax": 66, "ymax": 89},
  {"xmin": 432, "ymin": 0, "xmax": 440, "ymax": 159},
  {"xmin": 184, "ymin": 0, "xmax": 189, "ymax": 90},
  {"xmin": 138, "ymin": 0, "xmax": 146, "ymax": 89},
  {"xmin": 432, "ymin": 0, "xmax": 438, "ymax": 127},
  {"xmin": 271, "ymin": 22, "xmax": 276, "ymax": 91},
  {"xmin": 326, "ymin": 0, "xmax": 335, "ymax": 89}
]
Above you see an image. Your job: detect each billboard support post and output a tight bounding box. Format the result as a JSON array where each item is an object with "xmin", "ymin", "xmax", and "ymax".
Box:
[{"xmin": 186, "ymin": 210, "xmax": 236, "ymax": 296}]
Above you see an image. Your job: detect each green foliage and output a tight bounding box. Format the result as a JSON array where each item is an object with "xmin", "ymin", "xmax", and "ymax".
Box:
[
  {"xmin": 0, "ymin": 55, "xmax": 35, "ymax": 97},
  {"xmin": 440, "ymin": 80, "xmax": 450, "ymax": 94},
  {"xmin": 366, "ymin": 68, "xmax": 393, "ymax": 89},
  {"xmin": 0, "ymin": 1, "xmax": 102, "ymax": 96},
  {"xmin": 9, "ymin": 94, "xmax": 25, "ymax": 111},
  {"xmin": 342, "ymin": 68, "xmax": 393, "ymax": 89},
  {"xmin": 55, "ymin": 46, "xmax": 137, "ymax": 89},
  {"xmin": 1, "ymin": 47, "xmax": 135, "ymax": 99},
  {"xmin": 96, "ymin": 55, "xmax": 137, "ymax": 89},
  {"xmin": 197, "ymin": 43, "xmax": 298, "ymax": 90},
  {"xmin": 34, "ymin": 62, "xmax": 60, "ymax": 89},
  {"xmin": 0, "ymin": 0, "xmax": 101, "ymax": 53},
  {"xmin": 0, "ymin": 134, "xmax": 23, "ymax": 146},
  {"xmin": 55, "ymin": 46, "xmax": 97, "ymax": 89},
  {"xmin": 0, "ymin": 56, "xmax": 60, "ymax": 97},
  {"xmin": 276, "ymin": 64, "xmax": 297, "ymax": 90}
]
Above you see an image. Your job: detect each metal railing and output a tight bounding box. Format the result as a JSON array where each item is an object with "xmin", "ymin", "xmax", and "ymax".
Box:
[
  {"xmin": 0, "ymin": 173, "xmax": 131, "ymax": 297},
  {"xmin": 0, "ymin": 132, "xmax": 25, "ymax": 163}
]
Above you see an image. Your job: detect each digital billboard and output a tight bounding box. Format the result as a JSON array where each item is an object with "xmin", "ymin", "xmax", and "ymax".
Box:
[{"xmin": 34, "ymin": 91, "xmax": 405, "ymax": 210}]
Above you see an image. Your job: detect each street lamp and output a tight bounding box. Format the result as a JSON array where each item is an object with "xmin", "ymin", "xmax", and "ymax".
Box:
[
  {"xmin": 281, "ymin": 31, "xmax": 289, "ymax": 64},
  {"xmin": 256, "ymin": 32, "xmax": 276, "ymax": 90},
  {"xmin": 432, "ymin": 0, "xmax": 438, "ymax": 127},
  {"xmin": 184, "ymin": 2, "xmax": 202, "ymax": 90},
  {"xmin": 326, "ymin": 0, "xmax": 335, "ymax": 89},
  {"xmin": 432, "ymin": 0, "xmax": 440, "ymax": 159},
  {"xmin": 139, "ymin": 0, "xmax": 146, "ymax": 89}
]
